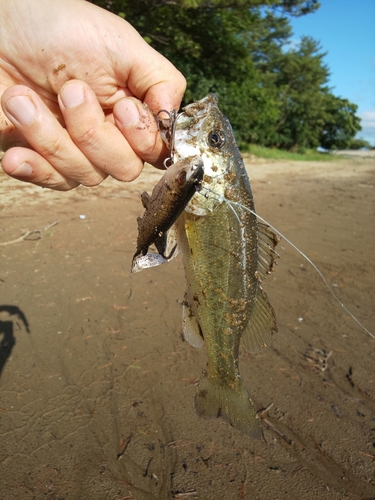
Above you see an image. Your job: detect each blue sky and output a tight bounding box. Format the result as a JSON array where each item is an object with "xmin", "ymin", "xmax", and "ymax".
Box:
[{"xmin": 289, "ymin": 0, "xmax": 375, "ymax": 145}]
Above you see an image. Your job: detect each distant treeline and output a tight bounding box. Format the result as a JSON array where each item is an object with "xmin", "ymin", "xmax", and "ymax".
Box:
[{"xmin": 92, "ymin": 0, "xmax": 366, "ymax": 151}]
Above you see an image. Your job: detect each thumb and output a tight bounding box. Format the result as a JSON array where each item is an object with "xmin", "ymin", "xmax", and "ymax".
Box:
[
  {"xmin": 113, "ymin": 96, "xmax": 169, "ymax": 169},
  {"xmin": 125, "ymin": 42, "xmax": 186, "ymax": 114}
]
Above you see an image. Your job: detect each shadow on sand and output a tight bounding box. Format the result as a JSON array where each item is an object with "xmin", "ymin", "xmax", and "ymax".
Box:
[{"xmin": 0, "ymin": 305, "xmax": 30, "ymax": 377}]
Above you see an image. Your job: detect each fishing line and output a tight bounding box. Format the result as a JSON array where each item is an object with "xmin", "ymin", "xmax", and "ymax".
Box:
[{"xmin": 199, "ymin": 186, "xmax": 375, "ymax": 340}]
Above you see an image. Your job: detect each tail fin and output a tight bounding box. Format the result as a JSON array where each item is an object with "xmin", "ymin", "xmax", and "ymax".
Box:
[{"xmin": 195, "ymin": 370, "xmax": 262, "ymax": 438}]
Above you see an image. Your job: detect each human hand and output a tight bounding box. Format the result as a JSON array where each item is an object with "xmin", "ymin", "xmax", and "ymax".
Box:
[{"xmin": 0, "ymin": 0, "xmax": 186, "ymax": 190}]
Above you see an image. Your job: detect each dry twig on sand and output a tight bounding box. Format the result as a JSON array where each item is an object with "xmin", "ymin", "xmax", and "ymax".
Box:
[{"xmin": 0, "ymin": 220, "xmax": 58, "ymax": 246}]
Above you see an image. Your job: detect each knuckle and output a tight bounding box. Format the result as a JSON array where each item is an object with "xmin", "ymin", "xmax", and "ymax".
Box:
[
  {"xmin": 138, "ymin": 134, "xmax": 159, "ymax": 159},
  {"xmin": 113, "ymin": 161, "xmax": 142, "ymax": 183},
  {"xmin": 37, "ymin": 135, "xmax": 67, "ymax": 159},
  {"xmin": 58, "ymin": 184, "xmax": 76, "ymax": 192},
  {"xmin": 122, "ymin": 169, "xmax": 141, "ymax": 183},
  {"xmin": 72, "ymin": 125, "xmax": 98, "ymax": 149},
  {"xmin": 81, "ymin": 172, "xmax": 106, "ymax": 187},
  {"xmin": 54, "ymin": 183, "xmax": 75, "ymax": 192},
  {"xmin": 39, "ymin": 171, "xmax": 76, "ymax": 191},
  {"xmin": 176, "ymin": 71, "xmax": 187, "ymax": 93}
]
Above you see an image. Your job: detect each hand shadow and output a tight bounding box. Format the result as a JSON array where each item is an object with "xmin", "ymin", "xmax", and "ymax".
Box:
[{"xmin": 0, "ymin": 305, "xmax": 30, "ymax": 378}]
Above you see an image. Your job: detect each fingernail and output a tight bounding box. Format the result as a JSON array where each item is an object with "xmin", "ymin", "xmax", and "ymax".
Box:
[
  {"xmin": 115, "ymin": 99, "xmax": 140, "ymax": 127},
  {"xmin": 11, "ymin": 162, "xmax": 33, "ymax": 177},
  {"xmin": 60, "ymin": 82, "xmax": 85, "ymax": 108},
  {"xmin": 5, "ymin": 96, "xmax": 36, "ymax": 125}
]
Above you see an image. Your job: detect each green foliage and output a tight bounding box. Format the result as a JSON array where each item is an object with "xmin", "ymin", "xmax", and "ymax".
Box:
[
  {"xmin": 346, "ymin": 138, "xmax": 373, "ymax": 150},
  {"xmin": 319, "ymin": 95, "xmax": 361, "ymax": 150},
  {"xmin": 270, "ymin": 37, "xmax": 329, "ymax": 149},
  {"xmin": 90, "ymin": 0, "xmax": 362, "ymax": 151},
  {"xmin": 242, "ymin": 144, "xmax": 338, "ymax": 161}
]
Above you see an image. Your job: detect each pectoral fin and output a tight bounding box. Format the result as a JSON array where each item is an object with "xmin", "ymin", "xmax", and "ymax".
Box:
[
  {"xmin": 162, "ymin": 224, "xmax": 179, "ymax": 260},
  {"xmin": 241, "ymin": 286, "xmax": 278, "ymax": 353},
  {"xmin": 182, "ymin": 298, "xmax": 204, "ymax": 348}
]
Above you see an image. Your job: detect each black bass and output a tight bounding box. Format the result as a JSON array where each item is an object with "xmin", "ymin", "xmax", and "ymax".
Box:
[
  {"xmin": 131, "ymin": 156, "xmax": 204, "ymax": 273},
  {"xmin": 171, "ymin": 95, "xmax": 279, "ymax": 437}
]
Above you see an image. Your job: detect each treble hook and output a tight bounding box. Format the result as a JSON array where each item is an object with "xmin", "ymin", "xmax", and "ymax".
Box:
[{"xmin": 156, "ymin": 109, "xmax": 178, "ymax": 169}]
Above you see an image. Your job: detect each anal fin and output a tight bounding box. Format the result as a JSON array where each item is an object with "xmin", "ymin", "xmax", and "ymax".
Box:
[{"xmin": 241, "ymin": 286, "xmax": 278, "ymax": 353}]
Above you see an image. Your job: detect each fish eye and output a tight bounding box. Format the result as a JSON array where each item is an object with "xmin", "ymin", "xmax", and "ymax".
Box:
[
  {"xmin": 208, "ymin": 130, "xmax": 225, "ymax": 149},
  {"xmin": 177, "ymin": 171, "xmax": 187, "ymax": 186}
]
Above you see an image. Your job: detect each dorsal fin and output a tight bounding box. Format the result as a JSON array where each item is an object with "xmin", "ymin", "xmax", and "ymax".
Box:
[
  {"xmin": 257, "ymin": 222, "xmax": 280, "ymax": 282},
  {"xmin": 140, "ymin": 191, "xmax": 150, "ymax": 209},
  {"xmin": 241, "ymin": 286, "xmax": 278, "ymax": 353}
]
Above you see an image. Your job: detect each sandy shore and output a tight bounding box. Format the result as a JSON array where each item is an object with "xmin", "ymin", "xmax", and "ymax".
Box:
[{"xmin": 0, "ymin": 155, "xmax": 374, "ymax": 499}]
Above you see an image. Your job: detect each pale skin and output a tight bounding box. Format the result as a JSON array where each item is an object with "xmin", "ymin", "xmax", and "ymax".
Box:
[{"xmin": 0, "ymin": 0, "xmax": 186, "ymax": 190}]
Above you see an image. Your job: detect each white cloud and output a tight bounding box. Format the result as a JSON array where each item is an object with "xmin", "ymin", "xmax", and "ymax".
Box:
[
  {"xmin": 357, "ymin": 109, "xmax": 375, "ymax": 145},
  {"xmin": 360, "ymin": 110, "xmax": 375, "ymax": 126}
]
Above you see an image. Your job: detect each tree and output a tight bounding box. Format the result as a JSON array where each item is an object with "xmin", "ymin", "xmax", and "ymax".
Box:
[
  {"xmin": 319, "ymin": 95, "xmax": 361, "ymax": 150},
  {"xmin": 90, "ymin": 0, "xmax": 362, "ymax": 151},
  {"xmin": 268, "ymin": 37, "xmax": 330, "ymax": 150}
]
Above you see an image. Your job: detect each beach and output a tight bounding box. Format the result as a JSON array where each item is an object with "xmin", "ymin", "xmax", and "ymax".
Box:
[{"xmin": 1, "ymin": 154, "xmax": 374, "ymax": 499}]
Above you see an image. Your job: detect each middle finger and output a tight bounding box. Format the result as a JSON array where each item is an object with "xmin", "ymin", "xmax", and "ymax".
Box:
[{"xmin": 59, "ymin": 80, "xmax": 157, "ymax": 182}]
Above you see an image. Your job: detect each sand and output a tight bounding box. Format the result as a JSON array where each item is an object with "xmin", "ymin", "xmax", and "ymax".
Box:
[{"xmin": 0, "ymin": 155, "xmax": 374, "ymax": 499}]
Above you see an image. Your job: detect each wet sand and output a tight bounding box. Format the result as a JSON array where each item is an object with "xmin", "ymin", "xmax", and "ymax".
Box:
[{"xmin": 1, "ymin": 156, "xmax": 374, "ymax": 499}]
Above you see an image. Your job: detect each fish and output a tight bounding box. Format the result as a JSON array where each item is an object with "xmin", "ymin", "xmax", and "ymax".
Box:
[
  {"xmin": 131, "ymin": 156, "xmax": 204, "ymax": 273},
  {"xmin": 134, "ymin": 94, "xmax": 279, "ymax": 437},
  {"xmin": 170, "ymin": 94, "xmax": 279, "ymax": 437}
]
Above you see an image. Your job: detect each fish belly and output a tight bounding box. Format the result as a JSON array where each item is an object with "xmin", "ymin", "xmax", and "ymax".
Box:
[{"xmin": 177, "ymin": 201, "xmax": 262, "ymax": 438}]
